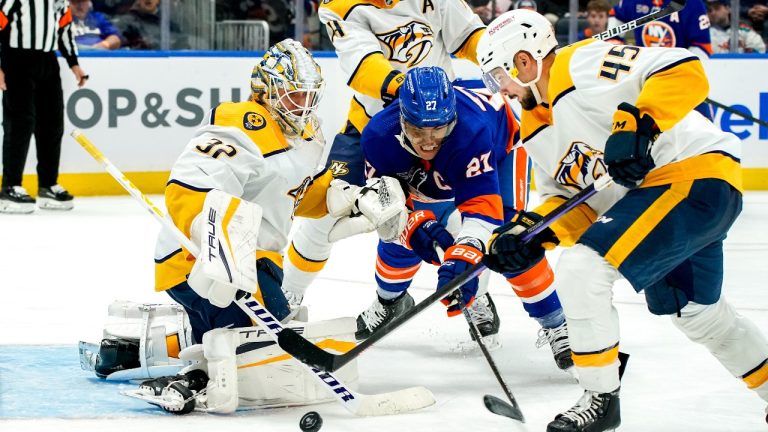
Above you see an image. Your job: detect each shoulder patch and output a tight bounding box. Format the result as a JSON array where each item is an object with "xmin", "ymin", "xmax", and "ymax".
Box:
[
  {"xmin": 210, "ymin": 101, "xmax": 288, "ymax": 156},
  {"xmin": 321, "ymin": 0, "xmax": 399, "ymax": 20}
]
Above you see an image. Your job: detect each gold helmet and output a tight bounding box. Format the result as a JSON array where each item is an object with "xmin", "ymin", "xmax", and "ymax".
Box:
[{"xmin": 251, "ymin": 39, "xmax": 325, "ymax": 138}]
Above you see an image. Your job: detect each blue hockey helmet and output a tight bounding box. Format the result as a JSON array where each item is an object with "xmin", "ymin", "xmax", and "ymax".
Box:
[{"xmin": 399, "ymin": 67, "xmax": 457, "ymax": 128}]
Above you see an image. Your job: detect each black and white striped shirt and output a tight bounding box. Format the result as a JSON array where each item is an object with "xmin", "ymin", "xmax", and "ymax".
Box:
[{"xmin": 0, "ymin": 0, "xmax": 79, "ymax": 66}]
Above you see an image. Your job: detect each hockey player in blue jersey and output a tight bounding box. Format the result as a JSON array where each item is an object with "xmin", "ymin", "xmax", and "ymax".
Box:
[
  {"xmin": 611, "ymin": 0, "xmax": 713, "ymax": 55},
  {"xmin": 611, "ymin": 0, "xmax": 714, "ymax": 118},
  {"xmin": 356, "ymin": 66, "xmax": 573, "ymax": 370}
]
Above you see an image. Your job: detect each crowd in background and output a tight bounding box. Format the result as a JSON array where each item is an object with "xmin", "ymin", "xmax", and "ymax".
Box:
[{"xmin": 56, "ymin": 0, "xmax": 768, "ymax": 53}]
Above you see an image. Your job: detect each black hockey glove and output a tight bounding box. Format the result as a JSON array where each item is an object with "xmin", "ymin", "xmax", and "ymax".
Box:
[
  {"xmin": 482, "ymin": 210, "xmax": 559, "ymax": 275},
  {"xmin": 381, "ymin": 70, "xmax": 405, "ymax": 108},
  {"xmin": 604, "ymin": 102, "xmax": 660, "ymax": 188}
]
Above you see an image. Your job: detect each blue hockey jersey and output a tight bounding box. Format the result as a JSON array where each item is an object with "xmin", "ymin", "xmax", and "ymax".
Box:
[
  {"xmin": 362, "ymin": 87, "xmax": 522, "ymax": 228},
  {"xmin": 611, "ymin": 0, "xmax": 712, "ymax": 55}
]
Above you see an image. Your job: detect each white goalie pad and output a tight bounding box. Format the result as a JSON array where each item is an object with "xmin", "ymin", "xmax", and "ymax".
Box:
[
  {"xmin": 188, "ymin": 189, "xmax": 263, "ymax": 308},
  {"xmin": 83, "ymin": 300, "xmax": 194, "ymax": 381},
  {"xmin": 178, "ymin": 317, "xmax": 359, "ymax": 413},
  {"xmin": 327, "ymin": 176, "xmax": 408, "ymax": 243}
]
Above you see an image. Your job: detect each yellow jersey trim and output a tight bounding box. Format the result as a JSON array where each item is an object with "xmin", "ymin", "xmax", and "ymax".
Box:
[
  {"xmin": 642, "ymin": 152, "xmax": 742, "ymax": 192},
  {"xmin": 533, "ymin": 197, "xmax": 597, "ymax": 247},
  {"xmin": 210, "ymin": 101, "xmax": 289, "ymax": 156},
  {"xmin": 348, "ymin": 51, "xmax": 396, "ymax": 99},
  {"xmin": 321, "ymin": 0, "xmax": 398, "ymax": 20},
  {"xmin": 452, "ymin": 27, "xmax": 484, "ymax": 64},
  {"xmin": 604, "ymin": 181, "xmax": 693, "ymax": 268},
  {"xmin": 347, "ymin": 96, "xmax": 373, "ymax": 133},
  {"xmin": 636, "ymin": 57, "xmax": 708, "ymax": 131},
  {"xmin": 549, "ymin": 39, "xmax": 594, "ymax": 108},
  {"xmin": 294, "ymin": 170, "xmax": 334, "ymax": 218},
  {"xmin": 288, "ymin": 242, "xmax": 328, "ymax": 273}
]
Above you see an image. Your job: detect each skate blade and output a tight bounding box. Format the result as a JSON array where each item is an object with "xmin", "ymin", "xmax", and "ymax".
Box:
[
  {"xmin": 122, "ymin": 388, "xmax": 192, "ymax": 412},
  {"xmin": 450, "ymin": 334, "xmax": 502, "ymax": 354},
  {"xmin": 38, "ymin": 198, "xmax": 74, "ymax": 210},
  {"xmin": 0, "ymin": 201, "xmax": 35, "ymax": 214},
  {"xmin": 78, "ymin": 341, "xmax": 99, "ymax": 371}
]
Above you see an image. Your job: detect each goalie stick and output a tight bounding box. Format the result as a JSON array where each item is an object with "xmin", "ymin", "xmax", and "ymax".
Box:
[
  {"xmin": 278, "ymin": 175, "xmax": 616, "ymax": 372},
  {"xmin": 70, "ymin": 129, "xmax": 435, "ymax": 417}
]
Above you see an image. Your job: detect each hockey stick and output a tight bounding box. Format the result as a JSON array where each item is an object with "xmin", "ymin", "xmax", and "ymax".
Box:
[
  {"xmin": 457, "ymin": 291, "xmax": 525, "ymax": 423},
  {"xmin": 590, "ymin": 0, "xmax": 687, "ymax": 42},
  {"xmin": 706, "ymin": 97, "xmax": 768, "ymax": 128},
  {"xmin": 278, "ymin": 175, "xmax": 616, "ymax": 372},
  {"xmin": 70, "ymin": 129, "xmax": 435, "ymax": 417}
]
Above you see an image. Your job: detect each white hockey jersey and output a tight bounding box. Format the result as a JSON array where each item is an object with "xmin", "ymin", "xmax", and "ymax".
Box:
[
  {"xmin": 154, "ymin": 101, "xmax": 333, "ymax": 291},
  {"xmin": 319, "ymin": 0, "xmax": 485, "ymax": 132},
  {"xmin": 522, "ymin": 39, "xmax": 742, "ymax": 245}
]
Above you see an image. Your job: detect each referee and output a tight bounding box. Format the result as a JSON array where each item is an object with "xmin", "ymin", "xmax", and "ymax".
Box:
[{"xmin": 0, "ymin": 0, "xmax": 88, "ymax": 214}]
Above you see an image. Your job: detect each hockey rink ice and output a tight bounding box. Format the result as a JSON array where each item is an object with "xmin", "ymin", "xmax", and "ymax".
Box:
[{"xmin": 1, "ymin": 192, "xmax": 767, "ymax": 432}]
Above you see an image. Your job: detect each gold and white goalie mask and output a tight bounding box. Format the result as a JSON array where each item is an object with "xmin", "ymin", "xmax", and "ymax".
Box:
[{"xmin": 250, "ymin": 39, "xmax": 325, "ymax": 139}]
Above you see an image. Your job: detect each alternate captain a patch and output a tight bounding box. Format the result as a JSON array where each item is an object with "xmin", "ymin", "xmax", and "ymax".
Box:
[
  {"xmin": 555, "ymin": 141, "xmax": 607, "ymax": 190},
  {"xmin": 376, "ymin": 21, "xmax": 434, "ymax": 67},
  {"xmin": 244, "ymin": 112, "xmax": 267, "ymax": 131}
]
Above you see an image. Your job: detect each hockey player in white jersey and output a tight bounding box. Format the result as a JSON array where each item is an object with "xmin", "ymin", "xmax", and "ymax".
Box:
[
  {"xmin": 477, "ymin": 9, "xmax": 768, "ymax": 432},
  {"xmin": 282, "ymin": 0, "xmax": 507, "ymax": 343},
  {"xmin": 85, "ymin": 40, "xmax": 407, "ymax": 403}
]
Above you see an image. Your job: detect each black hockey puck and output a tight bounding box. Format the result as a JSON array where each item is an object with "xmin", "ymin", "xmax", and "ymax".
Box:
[{"xmin": 299, "ymin": 411, "xmax": 323, "ymax": 432}]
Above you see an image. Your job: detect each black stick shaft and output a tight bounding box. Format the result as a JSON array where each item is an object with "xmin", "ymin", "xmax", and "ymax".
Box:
[{"xmin": 706, "ymin": 97, "xmax": 768, "ymax": 128}]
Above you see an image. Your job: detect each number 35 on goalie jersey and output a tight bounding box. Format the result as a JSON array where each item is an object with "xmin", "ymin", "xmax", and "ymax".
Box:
[
  {"xmin": 362, "ymin": 86, "xmax": 528, "ymax": 232},
  {"xmin": 154, "ymin": 100, "xmax": 333, "ymax": 292}
]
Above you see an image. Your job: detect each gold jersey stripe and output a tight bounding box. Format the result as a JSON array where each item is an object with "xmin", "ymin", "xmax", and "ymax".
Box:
[
  {"xmin": 288, "ymin": 242, "xmax": 328, "ymax": 273},
  {"xmin": 604, "ymin": 181, "xmax": 693, "ymax": 268},
  {"xmin": 572, "ymin": 343, "xmax": 619, "ymax": 368}
]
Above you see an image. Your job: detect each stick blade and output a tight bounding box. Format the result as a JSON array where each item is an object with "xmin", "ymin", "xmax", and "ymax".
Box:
[
  {"xmin": 354, "ymin": 386, "xmax": 436, "ymax": 416},
  {"xmin": 484, "ymin": 394, "xmax": 526, "ymax": 423},
  {"xmin": 277, "ymin": 327, "xmax": 337, "ymax": 371}
]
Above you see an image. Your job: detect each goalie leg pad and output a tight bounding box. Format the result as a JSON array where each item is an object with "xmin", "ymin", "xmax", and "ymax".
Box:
[
  {"xmin": 85, "ymin": 301, "xmax": 194, "ymax": 380},
  {"xmin": 672, "ymin": 298, "xmax": 768, "ymax": 399}
]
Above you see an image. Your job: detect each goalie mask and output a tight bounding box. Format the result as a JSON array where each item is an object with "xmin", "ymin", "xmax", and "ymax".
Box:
[
  {"xmin": 477, "ymin": 9, "xmax": 558, "ymax": 105},
  {"xmin": 251, "ymin": 39, "xmax": 325, "ymax": 138}
]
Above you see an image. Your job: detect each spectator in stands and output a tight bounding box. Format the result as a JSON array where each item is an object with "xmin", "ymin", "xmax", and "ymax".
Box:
[
  {"xmin": 467, "ymin": 0, "xmax": 494, "ymax": 24},
  {"xmin": 115, "ymin": 0, "xmax": 187, "ymax": 49},
  {"xmin": 708, "ymin": 0, "xmax": 766, "ymax": 52},
  {"xmin": 579, "ymin": 0, "xmax": 612, "ymax": 40},
  {"xmin": 746, "ymin": 2, "xmax": 768, "ymax": 40},
  {"xmin": 70, "ymin": 0, "xmax": 123, "ymax": 50},
  {"xmin": 92, "ymin": 0, "xmax": 134, "ymax": 17},
  {"xmin": 513, "ymin": 0, "xmax": 537, "ymax": 10}
]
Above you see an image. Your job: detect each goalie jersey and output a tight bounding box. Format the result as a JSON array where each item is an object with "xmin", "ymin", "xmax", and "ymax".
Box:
[
  {"xmin": 362, "ymin": 87, "xmax": 523, "ymax": 248},
  {"xmin": 524, "ymin": 39, "xmax": 741, "ymax": 246},
  {"xmin": 154, "ymin": 101, "xmax": 333, "ymax": 291},
  {"xmin": 319, "ymin": 0, "xmax": 485, "ymax": 132}
]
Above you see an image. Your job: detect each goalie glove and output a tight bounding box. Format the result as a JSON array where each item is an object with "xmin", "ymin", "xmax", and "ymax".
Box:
[
  {"xmin": 187, "ymin": 190, "xmax": 262, "ymax": 308},
  {"xmin": 327, "ymin": 176, "xmax": 408, "ymax": 243}
]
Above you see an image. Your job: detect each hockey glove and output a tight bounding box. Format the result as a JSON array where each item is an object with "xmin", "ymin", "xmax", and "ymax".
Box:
[
  {"xmin": 604, "ymin": 102, "xmax": 660, "ymax": 188},
  {"xmin": 437, "ymin": 238, "xmax": 484, "ymax": 317},
  {"xmin": 482, "ymin": 210, "xmax": 559, "ymax": 275},
  {"xmin": 399, "ymin": 210, "xmax": 455, "ymax": 265},
  {"xmin": 381, "ymin": 70, "xmax": 405, "ymax": 108}
]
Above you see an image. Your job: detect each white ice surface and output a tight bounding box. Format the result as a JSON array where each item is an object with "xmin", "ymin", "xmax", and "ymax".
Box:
[{"xmin": 1, "ymin": 192, "xmax": 767, "ymax": 432}]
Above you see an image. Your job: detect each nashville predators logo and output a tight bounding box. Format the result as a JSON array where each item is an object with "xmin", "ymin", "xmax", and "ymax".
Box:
[
  {"xmin": 641, "ymin": 21, "xmax": 676, "ymax": 48},
  {"xmin": 376, "ymin": 21, "xmax": 434, "ymax": 67},
  {"xmin": 555, "ymin": 142, "xmax": 607, "ymax": 189},
  {"xmin": 243, "ymin": 112, "xmax": 267, "ymax": 131},
  {"xmin": 328, "ymin": 160, "xmax": 350, "ymax": 177}
]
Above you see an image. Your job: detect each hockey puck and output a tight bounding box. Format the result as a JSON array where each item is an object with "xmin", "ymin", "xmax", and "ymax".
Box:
[{"xmin": 299, "ymin": 411, "xmax": 323, "ymax": 432}]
